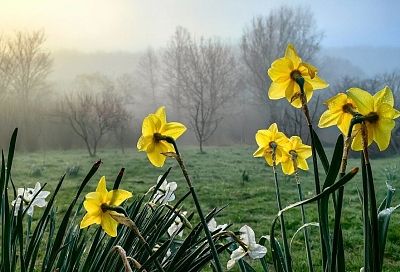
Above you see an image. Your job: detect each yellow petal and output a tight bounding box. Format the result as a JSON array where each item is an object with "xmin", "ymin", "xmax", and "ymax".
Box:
[
  {"xmin": 264, "ymin": 153, "xmax": 274, "ymax": 166},
  {"xmin": 101, "ymin": 212, "xmax": 119, "ymax": 237},
  {"xmin": 255, "ymin": 130, "xmax": 271, "ymax": 147},
  {"xmin": 137, "ymin": 135, "xmax": 153, "ymax": 151},
  {"xmin": 155, "ymin": 106, "xmax": 167, "ymax": 124},
  {"xmin": 268, "ymin": 58, "xmax": 293, "ymax": 82},
  {"xmin": 96, "ymin": 176, "xmax": 108, "ymax": 201},
  {"xmin": 83, "ymin": 199, "xmax": 101, "ymax": 214},
  {"xmin": 108, "ymin": 189, "xmax": 133, "ymax": 206},
  {"xmin": 347, "ymin": 88, "xmax": 374, "ymax": 115},
  {"xmin": 281, "ymin": 160, "xmax": 294, "ymax": 175},
  {"xmin": 377, "ymin": 103, "xmax": 400, "ymax": 119},
  {"xmin": 80, "ymin": 212, "xmax": 101, "ymax": 229},
  {"xmin": 374, "ymin": 119, "xmax": 395, "ymax": 151},
  {"xmin": 374, "ymin": 86, "xmax": 394, "ymax": 107},
  {"xmin": 269, "ymin": 81, "xmax": 288, "ymax": 100},
  {"xmin": 325, "ymin": 93, "xmax": 348, "ymax": 109},
  {"xmin": 142, "ymin": 114, "xmax": 159, "ymax": 136},
  {"xmin": 337, "ymin": 113, "xmax": 353, "ymax": 136},
  {"xmin": 318, "ymin": 110, "xmax": 341, "ymax": 128},
  {"xmin": 162, "ymin": 122, "xmax": 187, "ymax": 139},
  {"xmin": 297, "ymin": 157, "xmax": 309, "ymax": 171},
  {"xmin": 301, "ymin": 62, "xmax": 317, "ymax": 78},
  {"xmin": 285, "ymin": 44, "xmax": 301, "ymax": 68},
  {"xmin": 268, "ymin": 123, "xmax": 278, "ymax": 134},
  {"xmin": 147, "ymin": 142, "xmax": 171, "ymax": 167},
  {"xmin": 351, "ymin": 127, "xmax": 363, "ymax": 151},
  {"xmin": 307, "ymin": 75, "xmax": 329, "ymax": 90},
  {"xmin": 253, "ymin": 146, "xmax": 265, "ymax": 157}
]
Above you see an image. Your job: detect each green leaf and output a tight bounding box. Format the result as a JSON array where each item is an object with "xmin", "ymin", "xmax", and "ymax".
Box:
[{"xmin": 378, "ymin": 204, "xmax": 400, "ymax": 270}]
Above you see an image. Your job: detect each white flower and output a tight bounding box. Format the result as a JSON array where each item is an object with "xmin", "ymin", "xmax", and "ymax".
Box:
[
  {"xmin": 11, "ymin": 182, "xmax": 50, "ymax": 216},
  {"xmin": 168, "ymin": 211, "xmax": 187, "ymax": 237},
  {"xmin": 152, "ymin": 175, "xmax": 177, "ymax": 204},
  {"xmin": 207, "ymin": 218, "xmax": 228, "ymax": 232},
  {"xmin": 227, "ymin": 225, "xmax": 267, "ymax": 270}
]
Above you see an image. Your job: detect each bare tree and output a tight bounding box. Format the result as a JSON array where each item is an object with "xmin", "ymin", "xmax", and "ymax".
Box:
[
  {"xmin": 163, "ymin": 27, "xmax": 191, "ymax": 119},
  {"xmin": 164, "ymin": 28, "xmax": 240, "ymax": 152},
  {"xmin": 7, "ymin": 30, "xmax": 52, "ymax": 101},
  {"xmin": 58, "ymin": 74, "xmax": 128, "ymax": 157},
  {"xmin": 137, "ymin": 47, "xmax": 160, "ymax": 107},
  {"xmin": 240, "ymin": 5, "xmax": 323, "ymax": 127}
]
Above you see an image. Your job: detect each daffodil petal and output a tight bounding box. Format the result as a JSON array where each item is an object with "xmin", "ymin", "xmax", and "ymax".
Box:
[
  {"xmin": 101, "ymin": 212, "xmax": 119, "ymax": 237},
  {"xmin": 268, "ymin": 58, "xmax": 293, "ymax": 82},
  {"xmin": 285, "ymin": 44, "xmax": 301, "ymax": 68},
  {"xmin": 255, "ymin": 130, "xmax": 270, "ymax": 147},
  {"xmin": 83, "ymin": 199, "xmax": 102, "ymax": 214},
  {"xmin": 108, "ymin": 189, "xmax": 133, "ymax": 206},
  {"xmin": 281, "ymin": 160, "xmax": 294, "ymax": 175},
  {"xmin": 253, "ymin": 146, "xmax": 265, "ymax": 157},
  {"xmin": 374, "ymin": 86, "xmax": 394, "ymax": 107},
  {"xmin": 318, "ymin": 110, "xmax": 341, "ymax": 128},
  {"xmin": 297, "ymin": 157, "xmax": 309, "ymax": 171},
  {"xmin": 147, "ymin": 142, "xmax": 171, "ymax": 167},
  {"xmin": 337, "ymin": 113, "xmax": 353, "ymax": 136},
  {"xmin": 142, "ymin": 114, "xmax": 159, "ymax": 136},
  {"xmin": 374, "ymin": 118, "xmax": 395, "ymax": 151},
  {"xmin": 269, "ymin": 81, "xmax": 287, "ymax": 99},
  {"xmin": 162, "ymin": 122, "xmax": 187, "ymax": 139},
  {"xmin": 137, "ymin": 135, "xmax": 153, "ymax": 151},
  {"xmin": 307, "ymin": 75, "xmax": 329, "ymax": 90},
  {"xmin": 96, "ymin": 176, "xmax": 108, "ymax": 198},
  {"xmin": 80, "ymin": 212, "xmax": 101, "ymax": 229},
  {"xmin": 155, "ymin": 106, "xmax": 167, "ymax": 124},
  {"xmin": 248, "ymin": 244, "xmax": 267, "ymax": 259},
  {"xmin": 347, "ymin": 88, "xmax": 374, "ymax": 115}
]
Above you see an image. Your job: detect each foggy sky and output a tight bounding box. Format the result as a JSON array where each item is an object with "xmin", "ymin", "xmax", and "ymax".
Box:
[{"xmin": 1, "ymin": 0, "xmax": 399, "ymax": 53}]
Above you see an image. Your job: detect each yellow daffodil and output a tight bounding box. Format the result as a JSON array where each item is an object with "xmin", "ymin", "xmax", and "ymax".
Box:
[
  {"xmin": 267, "ymin": 44, "xmax": 328, "ymax": 108},
  {"xmin": 318, "ymin": 93, "xmax": 357, "ymax": 135},
  {"xmin": 137, "ymin": 106, "xmax": 187, "ymax": 167},
  {"xmin": 253, "ymin": 123, "xmax": 290, "ymax": 166},
  {"xmin": 80, "ymin": 176, "xmax": 132, "ymax": 237},
  {"xmin": 347, "ymin": 86, "xmax": 400, "ymax": 151},
  {"xmin": 281, "ymin": 136, "xmax": 312, "ymax": 175}
]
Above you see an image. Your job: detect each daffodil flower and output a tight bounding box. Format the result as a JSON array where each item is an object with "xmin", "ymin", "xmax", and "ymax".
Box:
[
  {"xmin": 207, "ymin": 218, "xmax": 228, "ymax": 232},
  {"xmin": 281, "ymin": 136, "xmax": 312, "ymax": 175},
  {"xmin": 267, "ymin": 44, "xmax": 328, "ymax": 108},
  {"xmin": 137, "ymin": 106, "xmax": 187, "ymax": 167},
  {"xmin": 253, "ymin": 123, "xmax": 290, "ymax": 166},
  {"xmin": 151, "ymin": 175, "xmax": 177, "ymax": 204},
  {"xmin": 167, "ymin": 211, "xmax": 187, "ymax": 237},
  {"xmin": 318, "ymin": 93, "xmax": 357, "ymax": 135},
  {"xmin": 11, "ymin": 182, "xmax": 50, "ymax": 216},
  {"xmin": 80, "ymin": 176, "xmax": 132, "ymax": 237},
  {"xmin": 347, "ymin": 86, "xmax": 400, "ymax": 151},
  {"xmin": 227, "ymin": 225, "xmax": 267, "ymax": 270}
]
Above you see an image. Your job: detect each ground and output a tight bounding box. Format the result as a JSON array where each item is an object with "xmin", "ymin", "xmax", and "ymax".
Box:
[{"xmin": 10, "ymin": 145, "xmax": 400, "ymax": 271}]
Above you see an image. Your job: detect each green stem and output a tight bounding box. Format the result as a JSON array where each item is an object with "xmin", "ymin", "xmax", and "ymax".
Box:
[
  {"xmin": 360, "ymin": 122, "xmax": 380, "ymax": 271},
  {"xmin": 295, "ymin": 174, "xmax": 314, "ymax": 272},
  {"xmin": 361, "ymin": 154, "xmax": 372, "ymax": 272},
  {"xmin": 294, "ymin": 75, "xmax": 327, "ymax": 269},
  {"xmin": 167, "ymin": 138, "xmax": 223, "ymax": 272},
  {"xmin": 272, "ymin": 162, "xmax": 292, "ymax": 272}
]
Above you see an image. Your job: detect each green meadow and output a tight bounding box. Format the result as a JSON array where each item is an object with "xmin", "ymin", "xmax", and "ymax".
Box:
[{"xmin": 11, "ymin": 145, "xmax": 400, "ymax": 271}]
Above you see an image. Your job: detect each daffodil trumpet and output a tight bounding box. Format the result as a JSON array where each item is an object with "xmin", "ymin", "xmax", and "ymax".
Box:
[{"xmin": 163, "ymin": 135, "xmax": 224, "ymax": 272}]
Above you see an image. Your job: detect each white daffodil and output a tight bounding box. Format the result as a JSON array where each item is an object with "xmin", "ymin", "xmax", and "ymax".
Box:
[
  {"xmin": 11, "ymin": 182, "xmax": 50, "ymax": 217},
  {"xmin": 168, "ymin": 211, "xmax": 187, "ymax": 237},
  {"xmin": 207, "ymin": 218, "xmax": 228, "ymax": 232},
  {"xmin": 152, "ymin": 175, "xmax": 177, "ymax": 204},
  {"xmin": 227, "ymin": 225, "xmax": 267, "ymax": 270}
]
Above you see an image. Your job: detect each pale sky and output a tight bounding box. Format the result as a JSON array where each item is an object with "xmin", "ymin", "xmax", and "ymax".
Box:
[{"xmin": 1, "ymin": 0, "xmax": 399, "ymax": 52}]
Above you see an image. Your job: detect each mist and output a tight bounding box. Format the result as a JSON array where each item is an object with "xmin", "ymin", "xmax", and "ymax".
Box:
[{"xmin": 1, "ymin": 1, "xmax": 400, "ymax": 155}]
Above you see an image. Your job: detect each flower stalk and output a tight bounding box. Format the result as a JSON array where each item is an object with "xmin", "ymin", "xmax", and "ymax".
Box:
[
  {"xmin": 157, "ymin": 134, "xmax": 224, "ymax": 272},
  {"xmin": 293, "ymin": 158, "xmax": 314, "ymax": 272},
  {"xmin": 271, "ymin": 144, "xmax": 292, "ymax": 272}
]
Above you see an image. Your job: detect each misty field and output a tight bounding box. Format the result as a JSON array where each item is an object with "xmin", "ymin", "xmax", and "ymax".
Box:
[{"xmin": 11, "ymin": 145, "xmax": 400, "ymax": 271}]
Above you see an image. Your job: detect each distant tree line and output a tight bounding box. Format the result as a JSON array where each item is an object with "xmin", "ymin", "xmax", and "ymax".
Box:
[{"xmin": 1, "ymin": 5, "xmax": 399, "ymax": 155}]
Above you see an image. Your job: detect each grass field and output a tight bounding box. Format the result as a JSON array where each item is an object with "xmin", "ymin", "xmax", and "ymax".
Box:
[{"xmin": 10, "ymin": 145, "xmax": 400, "ymax": 271}]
